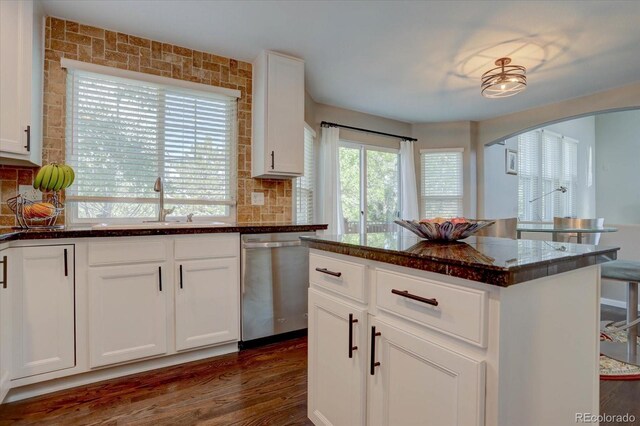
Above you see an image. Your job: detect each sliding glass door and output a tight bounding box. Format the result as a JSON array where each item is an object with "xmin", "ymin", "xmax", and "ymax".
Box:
[{"xmin": 339, "ymin": 142, "xmax": 400, "ymax": 234}]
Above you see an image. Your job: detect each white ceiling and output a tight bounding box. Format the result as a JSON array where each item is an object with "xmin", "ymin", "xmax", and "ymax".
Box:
[{"xmin": 41, "ymin": 0, "xmax": 640, "ymax": 123}]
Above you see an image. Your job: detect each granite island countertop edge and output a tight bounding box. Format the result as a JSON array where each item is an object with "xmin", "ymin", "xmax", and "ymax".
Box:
[{"xmin": 301, "ymin": 236, "xmax": 618, "ymax": 287}]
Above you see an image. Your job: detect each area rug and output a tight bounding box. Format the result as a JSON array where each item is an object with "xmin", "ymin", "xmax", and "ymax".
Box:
[{"xmin": 600, "ymin": 327, "xmax": 640, "ymax": 380}]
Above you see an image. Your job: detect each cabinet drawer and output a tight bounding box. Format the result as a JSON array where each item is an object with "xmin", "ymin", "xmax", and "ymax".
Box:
[
  {"xmin": 376, "ymin": 269, "xmax": 488, "ymax": 347},
  {"xmin": 174, "ymin": 234, "xmax": 239, "ymax": 260},
  {"xmin": 88, "ymin": 239, "xmax": 167, "ymax": 266},
  {"xmin": 309, "ymin": 253, "xmax": 365, "ymax": 303}
]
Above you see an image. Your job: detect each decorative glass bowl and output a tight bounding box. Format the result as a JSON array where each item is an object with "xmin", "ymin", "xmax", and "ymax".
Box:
[{"xmin": 395, "ymin": 219, "xmax": 495, "ymax": 241}]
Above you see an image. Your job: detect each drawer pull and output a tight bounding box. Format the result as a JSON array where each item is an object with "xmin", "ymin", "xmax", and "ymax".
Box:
[
  {"xmin": 370, "ymin": 326, "xmax": 381, "ymax": 375},
  {"xmin": 348, "ymin": 313, "xmax": 358, "ymax": 358},
  {"xmin": 158, "ymin": 266, "xmax": 163, "ymax": 292},
  {"xmin": 24, "ymin": 125, "xmax": 31, "ymax": 151},
  {"xmin": 1, "ymin": 255, "xmax": 7, "ymax": 289},
  {"xmin": 392, "ymin": 289, "xmax": 439, "ymax": 307},
  {"xmin": 315, "ymin": 267, "xmax": 342, "ymax": 278}
]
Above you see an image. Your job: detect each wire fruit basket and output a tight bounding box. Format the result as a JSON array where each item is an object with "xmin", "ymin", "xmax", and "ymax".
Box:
[{"xmin": 7, "ymin": 192, "xmax": 64, "ymax": 229}]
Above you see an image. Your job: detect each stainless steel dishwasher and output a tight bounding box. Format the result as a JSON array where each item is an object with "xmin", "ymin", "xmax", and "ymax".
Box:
[{"xmin": 241, "ymin": 232, "xmax": 314, "ymax": 342}]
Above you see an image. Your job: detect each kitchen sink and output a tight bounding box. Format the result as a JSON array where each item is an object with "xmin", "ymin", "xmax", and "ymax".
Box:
[{"xmin": 91, "ymin": 221, "xmax": 231, "ymax": 230}]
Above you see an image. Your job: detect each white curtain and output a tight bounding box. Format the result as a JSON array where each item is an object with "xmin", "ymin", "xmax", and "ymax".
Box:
[
  {"xmin": 400, "ymin": 140, "xmax": 419, "ymax": 221},
  {"xmin": 320, "ymin": 126, "xmax": 344, "ymax": 234}
]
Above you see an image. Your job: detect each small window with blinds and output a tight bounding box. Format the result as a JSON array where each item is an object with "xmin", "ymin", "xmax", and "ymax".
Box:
[
  {"xmin": 517, "ymin": 129, "xmax": 577, "ymax": 221},
  {"xmin": 420, "ymin": 149, "xmax": 464, "ymax": 218},
  {"xmin": 295, "ymin": 125, "xmax": 315, "ymax": 224},
  {"xmin": 65, "ymin": 69, "xmax": 237, "ymax": 223}
]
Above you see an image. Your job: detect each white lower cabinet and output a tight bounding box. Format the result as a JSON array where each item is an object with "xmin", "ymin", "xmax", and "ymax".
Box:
[
  {"xmin": 308, "ymin": 252, "xmax": 487, "ymax": 426},
  {"xmin": 11, "ymin": 245, "xmax": 75, "ymax": 379},
  {"xmin": 368, "ymin": 318, "xmax": 485, "ymax": 426},
  {"xmin": 0, "ymin": 234, "xmax": 242, "ymax": 403},
  {"xmin": 308, "ymin": 288, "xmax": 367, "ymax": 426},
  {"xmin": 0, "ymin": 250, "xmax": 11, "ymax": 400},
  {"xmin": 175, "ymin": 257, "xmax": 239, "ymax": 351},
  {"xmin": 88, "ymin": 262, "xmax": 169, "ymax": 368}
]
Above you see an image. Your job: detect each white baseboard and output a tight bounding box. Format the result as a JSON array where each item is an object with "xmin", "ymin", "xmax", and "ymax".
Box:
[
  {"xmin": 4, "ymin": 342, "xmax": 238, "ymax": 403},
  {"xmin": 601, "ymin": 297, "xmax": 640, "ymax": 311}
]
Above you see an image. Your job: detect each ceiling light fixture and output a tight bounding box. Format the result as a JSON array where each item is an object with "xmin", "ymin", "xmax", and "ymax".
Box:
[{"xmin": 481, "ymin": 57, "xmax": 527, "ymax": 98}]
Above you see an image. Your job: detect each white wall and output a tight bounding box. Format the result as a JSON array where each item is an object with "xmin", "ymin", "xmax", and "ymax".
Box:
[
  {"xmin": 595, "ymin": 109, "xmax": 640, "ymax": 224},
  {"xmin": 483, "ymin": 137, "xmax": 519, "ymax": 219},
  {"xmin": 312, "ymin": 102, "xmax": 411, "ymax": 149},
  {"xmin": 476, "ymin": 80, "xmax": 640, "ymax": 218},
  {"xmin": 482, "ymin": 116, "xmax": 596, "ymax": 220}
]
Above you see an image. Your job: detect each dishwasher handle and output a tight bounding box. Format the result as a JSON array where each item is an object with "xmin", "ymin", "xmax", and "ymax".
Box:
[{"xmin": 242, "ymin": 240, "xmax": 302, "ymax": 249}]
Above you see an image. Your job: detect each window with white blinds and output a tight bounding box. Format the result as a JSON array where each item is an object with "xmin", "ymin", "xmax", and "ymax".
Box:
[
  {"xmin": 420, "ymin": 149, "xmax": 464, "ymax": 218},
  {"xmin": 517, "ymin": 129, "xmax": 577, "ymax": 221},
  {"xmin": 295, "ymin": 126, "xmax": 315, "ymax": 224},
  {"xmin": 65, "ymin": 69, "xmax": 237, "ymax": 222}
]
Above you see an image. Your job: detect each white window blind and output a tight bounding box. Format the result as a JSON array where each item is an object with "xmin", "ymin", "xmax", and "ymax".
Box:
[
  {"xmin": 295, "ymin": 126, "xmax": 315, "ymax": 224},
  {"xmin": 65, "ymin": 69, "xmax": 237, "ymax": 222},
  {"xmin": 420, "ymin": 149, "xmax": 463, "ymax": 218},
  {"xmin": 517, "ymin": 129, "xmax": 577, "ymax": 221}
]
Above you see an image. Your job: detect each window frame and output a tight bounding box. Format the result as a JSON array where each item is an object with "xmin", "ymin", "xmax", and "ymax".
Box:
[
  {"xmin": 419, "ymin": 147, "xmax": 464, "ymax": 219},
  {"xmin": 338, "ymin": 140, "xmax": 401, "ymax": 234},
  {"xmin": 517, "ymin": 129, "xmax": 578, "ymax": 222},
  {"xmin": 293, "ymin": 123, "xmax": 316, "ymax": 224},
  {"xmin": 62, "ymin": 59, "xmax": 239, "ymax": 225}
]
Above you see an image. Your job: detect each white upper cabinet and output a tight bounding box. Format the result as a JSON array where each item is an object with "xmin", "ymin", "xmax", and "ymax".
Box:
[
  {"xmin": 252, "ymin": 50, "xmax": 305, "ymax": 178},
  {"xmin": 0, "ymin": 0, "xmax": 44, "ymax": 166}
]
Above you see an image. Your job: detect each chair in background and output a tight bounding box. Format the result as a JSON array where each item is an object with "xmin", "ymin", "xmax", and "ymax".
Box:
[
  {"xmin": 600, "ymin": 260, "xmax": 640, "ymax": 366},
  {"xmin": 475, "ymin": 218, "xmax": 518, "ymax": 239},
  {"xmin": 553, "ymin": 217, "xmax": 604, "ymax": 244}
]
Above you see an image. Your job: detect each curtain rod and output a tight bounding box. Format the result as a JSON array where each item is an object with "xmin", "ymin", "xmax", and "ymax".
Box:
[{"xmin": 320, "ymin": 121, "xmax": 417, "ymax": 142}]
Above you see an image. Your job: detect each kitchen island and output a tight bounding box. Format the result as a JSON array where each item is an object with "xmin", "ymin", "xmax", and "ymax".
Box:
[{"xmin": 301, "ymin": 233, "xmax": 618, "ymax": 426}]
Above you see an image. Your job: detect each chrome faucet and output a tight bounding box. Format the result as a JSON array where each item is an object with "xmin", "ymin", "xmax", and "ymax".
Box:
[{"xmin": 153, "ymin": 177, "xmax": 174, "ymax": 221}]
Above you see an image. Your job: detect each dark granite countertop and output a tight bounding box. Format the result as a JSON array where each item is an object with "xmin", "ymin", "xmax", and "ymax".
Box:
[
  {"xmin": 300, "ymin": 232, "xmax": 618, "ymax": 287},
  {"xmin": 0, "ymin": 223, "xmax": 327, "ymax": 242}
]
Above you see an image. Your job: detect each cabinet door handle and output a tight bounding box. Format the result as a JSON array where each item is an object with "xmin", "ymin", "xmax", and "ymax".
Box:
[
  {"xmin": 315, "ymin": 267, "xmax": 342, "ymax": 278},
  {"xmin": 392, "ymin": 289, "xmax": 438, "ymax": 307},
  {"xmin": 349, "ymin": 313, "xmax": 358, "ymax": 358},
  {"xmin": 179, "ymin": 264, "xmax": 183, "ymax": 289},
  {"xmin": 63, "ymin": 249, "xmax": 68, "ymax": 277},
  {"xmin": 270, "ymin": 150, "xmax": 275, "ymax": 170},
  {"xmin": 158, "ymin": 266, "xmax": 163, "ymax": 291},
  {"xmin": 370, "ymin": 326, "xmax": 381, "ymax": 375},
  {"xmin": 1, "ymin": 256, "xmax": 7, "ymax": 289},
  {"xmin": 24, "ymin": 125, "xmax": 31, "ymax": 151}
]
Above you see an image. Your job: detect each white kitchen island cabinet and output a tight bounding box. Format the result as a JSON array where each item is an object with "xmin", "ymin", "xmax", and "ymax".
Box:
[
  {"xmin": 367, "ymin": 318, "xmax": 485, "ymax": 426},
  {"xmin": 308, "ymin": 288, "xmax": 367, "ymax": 426},
  {"xmin": 303, "ymin": 233, "xmax": 618, "ymax": 426}
]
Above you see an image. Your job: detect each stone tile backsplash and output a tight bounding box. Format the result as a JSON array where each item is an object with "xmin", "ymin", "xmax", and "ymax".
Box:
[{"xmin": 0, "ymin": 17, "xmax": 291, "ymax": 229}]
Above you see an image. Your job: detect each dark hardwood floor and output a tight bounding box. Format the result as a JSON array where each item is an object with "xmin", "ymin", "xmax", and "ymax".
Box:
[
  {"xmin": 600, "ymin": 305, "xmax": 640, "ymax": 426},
  {"xmin": 0, "ymin": 338, "xmax": 312, "ymax": 426},
  {"xmin": 0, "ymin": 307, "xmax": 638, "ymax": 425}
]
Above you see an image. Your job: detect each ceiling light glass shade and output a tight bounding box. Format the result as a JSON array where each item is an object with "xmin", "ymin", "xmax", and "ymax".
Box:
[{"xmin": 481, "ymin": 57, "xmax": 527, "ymax": 98}]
